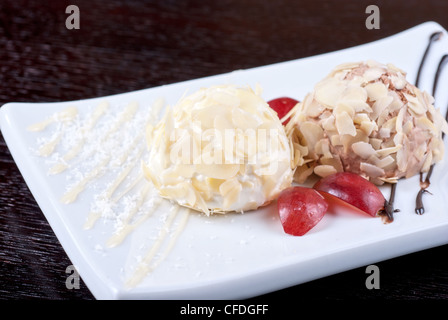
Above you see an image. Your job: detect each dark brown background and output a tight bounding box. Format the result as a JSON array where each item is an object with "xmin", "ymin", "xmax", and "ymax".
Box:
[{"xmin": 1, "ymin": 0, "xmax": 448, "ymax": 301}]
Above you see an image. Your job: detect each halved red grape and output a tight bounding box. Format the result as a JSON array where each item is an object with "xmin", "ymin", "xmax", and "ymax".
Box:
[
  {"xmin": 277, "ymin": 186, "xmax": 328, "ymax": 236},
  {"xmin": 313, "ymin": 172, "xmax": 385, "ymax": 217},
  {"xmin": 268, "ymin": 97, "xmax": 299, "ymax": 125}
]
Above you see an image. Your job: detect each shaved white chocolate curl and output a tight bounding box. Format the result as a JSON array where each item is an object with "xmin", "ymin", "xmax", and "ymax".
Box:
[
  {"xmin": 144, "ymin": 85, "xmax": 293, "ymax": 215},
  {"xmin": 286, "ymin": 60, "xmax": 448, "ymax": 185}
]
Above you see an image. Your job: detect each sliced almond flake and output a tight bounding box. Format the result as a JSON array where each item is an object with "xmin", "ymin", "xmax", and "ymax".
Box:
[
  {"xmin": 403, "ymin": 93, "xmax": 426, "ymax": 115},
  {"xmin": 402, "ymin": 121, "xmax": 413, "ymax": 135},
  {"xmin": 214, "ymin": 114, "xmax": 235, "ymax": 131},
  {"xmin": 191, "ymin": 178, "xmax": 213, "ymax": 201},
  {"xmin": 335, "ymin": 102, "xmax": 355, "ymax": 118},
  {"xmin": 194, "ymin": 190, "xmax": 210, "ymax": 215},
  {"xmin": 195, "ymin": 163, "xmax": 240, "ymax": 180},
  {"xmin": 408, "ymin": 102, "xmax": 427, "ymax": 117},
  {"xmin": 314, "ymin": 139, "xmax": 323, "ymax": 156},
  {"xmin": 369, "ymin": 138, "xmax": 383, "ymax": 150},
  {"xmin": 160, "ymin": 182, "xmax": 197, "ymax": 208},
  {"xmin": 300, "ymin": 121, "xmax": 324, "ymax": 151},
  {"xmin": 352, "ymin": 141, "xmax": 376, "ymax": 159},
  {"xmin": 415, "ymin": 116, "xmax": 438, "ymax": 135},
  {"xmin": 315, "ymin": 139, "xmax": 332, "ymax": 158},
  {"xmin": 369, "ymin": 154, "xmax": 395, "ymax": 168},
  {"xmin": 293, "ymin": 140, "xmax": 309, "ymax": 156},
  {"xmin": 396, "ymin": 141, "xmax": 408, "ymax": 172},
  {"xmin": 314, "ymin": 78, "xmax": 345, "ymax": 108},
  {"xmin": 320, "ymin": 156, "xmax": 344, "ymax": 172},
  {"xmin": 375, "ymin": 145, "xmax": 401, "ymax": 157},
  {"xmin": 365, "ymin": 82, "xmax": 388, "ymax": 101},
  {"xmin": 314, "ymin": 165, "xmax": 337, "ymax": 178},
  {"xmin": 391, "ymin": 74, "xmax": 406, "ymax": 90},
  {"xmin": 305, "ymin": 98, "xmax": 325, "ymax": 117},
  {"xmin": 360, "ymin": 162, "xmax": 385, "ymax": 178},
  {"xmin": 339, "ymin": 100, "xmax": 372, "ymax": 113},
  {"xmin": 192, "ymin": 105, "xmax": 225, "ymax": 129},
  {"xmin": 232, "ymin": 107, "xmax": 261, "ymax": 130},
  {"xmin": 371, "ymin": 95, "xmax": 393, "ymax": 120},
  {"xmin": 184, "ymin": 184, "xmax": 198, "ymax": 207},
  {"xmin": 363, "ymin": 67, "xmax": 386, "ymax": 81},
  {"xmin": 294, "ymin": 164, "xmax": 315, "ymax": 184},
  {"xmin": 380, "ymin": 176, "xmax": 399, "ymax": 184},
  {"xmin": 367, "ymin": 60, "xmax": 384, "ymax": 68},
  {"xmin": 414, "ymin": 88, "xmax": 429, "ymax": 108},
  {"xmin": 321, "ymin": 139, "xmax": 333, "ymax": 158},
  {"xmin": 321, "ymin": 114, "xmax": 336, "ymax": 131},
  {"xmin": 386, "ymin": 63, "xmax": 406, "ymax": 75},
  {"xmin": 293, "ymin": 149, "xmax": 302, "ymax": 167},
  {"xmin": 205, "ymin": 177, "xmax": 224, "ymax": 193},
  {"xmin": 393, "ymin": 132, "xmax": 404, "ymax": 146},
  {"xmin": 330, "ymin": 134, "xmax": 342, "ymax": 146},
  {"xmin": 388, "ymin": 94, "xmax": 405, "ymax": 114},
  {"xmin": 332, "ymin": 61, "xmax": 362, "ymax": 73},
  {"xmin": 380, "ymin": 138, "xmax": 395, "ymax": 148},
  {"xmin": 293, "ymin": 144, "xmax": 309, "ymax": 167},
  {"xmin": 242, "ymin": 180, "xmax": 255, "ymax": 189},
  {"xmin": 341, "ymin": 129, "xmax": 369, "ymax": 153},
  {"xmin": 360, "ymin": 120, "xmax": 377, "ymax": 136},
  {"xmin": 379, "ymin": 127, "xmax": 391, "ymax": 138},
  {"xmin": 237, "ymin": 90, "xmax": 262, "ymax": 115},
  {"xmin": 382, "ymin": 116, "xmax": 397, "ymax": 131},
  {"xmin": 377, "ymin": 109, "xmax": 392, "ymax": 128},
  {"xmin": 211, "ymin": 90, "xmax": 240, "ymax": 108},
  {"xmin": 342, "ymin": 86, "xmax": 368, "ymax": 102},
  {"xmin": 354, "ymin": 113, "xmax": 370, "ymax": 124},
  {"xmin": 219, "ymin": 178, "xmax": 241, "ymax": 197},
  {"xmin": 335, "ymin": 111, "xmax": 356, "ymax": 136},
  {"xmin": 158, "ymin": 185, "xmax": 186, "ymax": 201},
  {"xmin": 414, "ymin": 142, "xmax": 428, "ymax": 161}
]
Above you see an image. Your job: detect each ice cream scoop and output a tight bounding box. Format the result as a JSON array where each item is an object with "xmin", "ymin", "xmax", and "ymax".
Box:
[
  {"xmin": 286, "ymin": 60, "xmax": 448, "ymax": 185},
  {"xmin": 144, "ymin": 84, "xmax": 293, "ymax": 215}
]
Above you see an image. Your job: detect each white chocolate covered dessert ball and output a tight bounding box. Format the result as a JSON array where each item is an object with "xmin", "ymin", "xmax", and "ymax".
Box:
[{"xmin": 144, "ymin": 85, "xmax": 293, "ymax": 214}]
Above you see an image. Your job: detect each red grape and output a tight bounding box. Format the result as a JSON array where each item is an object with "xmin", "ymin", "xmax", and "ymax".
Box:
[
  {"xmin": 268, "ymin": 97, "xmax": 299, "ymax": 125},
  {"xmin": 277, "ymin": 186, "xmax": 328, "ymax": 236},
  {"xmin": 313, "ymin": 172, "xmax": 385, "ymax": 217}
]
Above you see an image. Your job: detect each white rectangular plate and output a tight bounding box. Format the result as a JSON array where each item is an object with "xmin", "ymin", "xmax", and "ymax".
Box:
[{"xmin": 1, "ymin": 21, "xmax": 448, "ymax": 300}]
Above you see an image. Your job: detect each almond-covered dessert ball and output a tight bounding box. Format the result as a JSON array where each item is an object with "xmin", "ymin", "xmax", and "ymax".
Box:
[
  {"xmin": 144, "ymin": 85, "xmax": 293, "ymax": 214},
  {"xmin": 286, "ymin": 60, "xmax": 448, "ymax": 185}
]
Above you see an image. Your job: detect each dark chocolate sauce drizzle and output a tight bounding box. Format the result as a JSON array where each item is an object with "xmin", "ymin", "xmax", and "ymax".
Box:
[
  {"xmin": 414, "ymin": 53, "xmax": 448, "ymax": 214},
  {"xmin": 380, "ymin": 182, "xmax": 399, "ymax": 223},
  {"xmin": 415, "ymin": 32, "xmax": 443, "ymax": 86},
  {"xmin": 384, "ymin": 31, "xmax": 443, "ymax": 220}
]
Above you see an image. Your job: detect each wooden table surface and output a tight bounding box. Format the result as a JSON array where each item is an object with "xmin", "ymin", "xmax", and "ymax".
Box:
[{"xmin": 1, "ymin": 0, "xmax": 448, "ymax": 301}]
